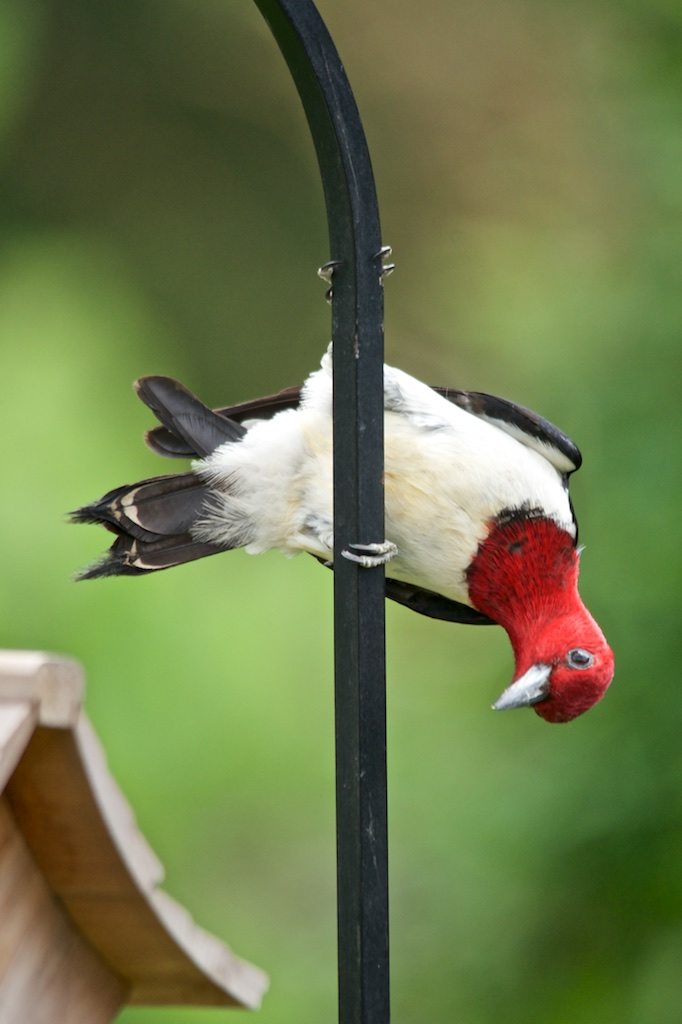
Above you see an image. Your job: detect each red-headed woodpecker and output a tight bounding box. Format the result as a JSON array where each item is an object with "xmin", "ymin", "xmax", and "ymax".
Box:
[{"xmin": 72, "ymin": 350, "xmax": 614, "ymax": 723}]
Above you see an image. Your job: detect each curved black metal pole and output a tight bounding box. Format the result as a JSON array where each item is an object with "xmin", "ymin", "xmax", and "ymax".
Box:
[{"xmin": 253, "ymin": 2, "xmax": 389, "ymax": 1022}]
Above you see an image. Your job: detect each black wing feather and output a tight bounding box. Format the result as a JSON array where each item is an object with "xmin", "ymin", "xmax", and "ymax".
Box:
[
  {"xmin": 70, "ymin": 472, "xmax": 230, "ymax": 579},
  {"xmin": 70, "ymin": 473, "xmax": 208, "ymax": 541},
  {"xmin": 143, "ymin": 379, "xmax": 581, "ymax": 474},
  {"xmin": 384, "ymin": 578, "xmax": 495, "ymax": 625},
  {"xmin": 75, "ymin": 532, "xmax": 226, "ymax": 580},
  {"xmin": 433, "ymin": 387, "xmax": 581, "ymax": 473},
  {"xmin": 311, "ymin": 557, "xmax": 495, "ymax": 626}
]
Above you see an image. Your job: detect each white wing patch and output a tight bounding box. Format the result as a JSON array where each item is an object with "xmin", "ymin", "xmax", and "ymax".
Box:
[{"xmin": 471, "ymin": 415, "xmax": 577, "ymax": 475}]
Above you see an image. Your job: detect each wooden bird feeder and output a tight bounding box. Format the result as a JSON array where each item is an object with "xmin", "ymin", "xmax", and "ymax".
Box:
[{"xmin": 0, "ymin": 650, "xmax": 268, "ymax": 1023}]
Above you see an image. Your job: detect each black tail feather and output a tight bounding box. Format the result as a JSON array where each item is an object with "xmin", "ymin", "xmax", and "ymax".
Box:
[
  {"xmin": 145, "ymin": 386, "xmax": 303, "ymax": 459},
  {"xmin": 135, "ymin": 376, "xmax": 245, "ymax": 458}
]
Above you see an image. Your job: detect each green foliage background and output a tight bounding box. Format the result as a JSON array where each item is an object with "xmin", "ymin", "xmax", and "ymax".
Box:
[{"xmin": 1, "ymin": 1, "xmax": 680, "ymax": 1021}]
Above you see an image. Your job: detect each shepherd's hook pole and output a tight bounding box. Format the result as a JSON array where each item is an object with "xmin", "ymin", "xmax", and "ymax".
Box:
[{"xmin": 253, "ymin": 2, "xmax": 389, "ymax": 1022}]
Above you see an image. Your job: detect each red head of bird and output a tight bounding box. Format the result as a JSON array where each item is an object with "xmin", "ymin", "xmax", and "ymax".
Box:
[{"xmin": 468, "ymin": 513, "xmax": 615, "ymax": 723}]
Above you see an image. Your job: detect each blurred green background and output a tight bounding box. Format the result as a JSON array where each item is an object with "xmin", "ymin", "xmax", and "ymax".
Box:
[{"xmin": 1, "ymin": 0, "xmax": 681, "ymax": 1021}]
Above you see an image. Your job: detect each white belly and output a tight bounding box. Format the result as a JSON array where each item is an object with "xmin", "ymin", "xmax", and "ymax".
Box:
[
  {"xmin": 289, "ymin": 409, "xmax": 573, "ymax": 605},
  {"xmin": 197, "ymin": 387, "xmax": 574, "ymax": 607}
]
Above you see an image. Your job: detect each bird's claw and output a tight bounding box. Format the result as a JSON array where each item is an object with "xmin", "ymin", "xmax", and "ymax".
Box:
[
  {"xmin": 318, "ymin": 260, "xmax": 342, "ymax": 304},
  {"xmin": 374, "ymin": 244, "xmax": 396, "ymax": 284},
  {"xmin": 318, "ymin": 248, "xmax": 394, "ymax": 304},
  {"xmin": 341, "ymin": 541, "xmax": 398, "ymax": 568}
]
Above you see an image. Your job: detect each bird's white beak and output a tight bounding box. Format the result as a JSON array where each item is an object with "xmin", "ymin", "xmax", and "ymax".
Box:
[{"xmin": 492, "ymin": 663, "xmax": 552, "ymax": 711}]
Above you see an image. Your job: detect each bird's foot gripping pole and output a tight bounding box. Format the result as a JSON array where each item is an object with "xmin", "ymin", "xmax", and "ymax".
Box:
[
  {"xmin": 375, "ymin": 245, "xmax": 396, "ymax": 283},
  {"xmin": 341, "ymin": 541, "xmax": 398, "ymax": 568},
  {"xmin": 318, "ymin": 247, "xmax": 393, "ymax": 304},
  {"xmin": 318, "ymin": 259, "xmax": 342, "ymax": 303}
]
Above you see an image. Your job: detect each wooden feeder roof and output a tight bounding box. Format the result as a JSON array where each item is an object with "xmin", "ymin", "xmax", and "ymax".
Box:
[{"xmin": 0, "ymin": 650, "xmax": 268, "ymax": 1014}]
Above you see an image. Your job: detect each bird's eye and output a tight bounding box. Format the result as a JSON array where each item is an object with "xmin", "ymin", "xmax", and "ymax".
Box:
[{"xmin": 567, "ymin": 648, "xmax": 594, "ymax": 669}]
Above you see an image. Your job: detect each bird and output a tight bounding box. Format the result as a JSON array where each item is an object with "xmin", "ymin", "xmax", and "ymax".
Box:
[{"xmin": 71, "ymin": 349, "xmax": 614, "ymax": 723}]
